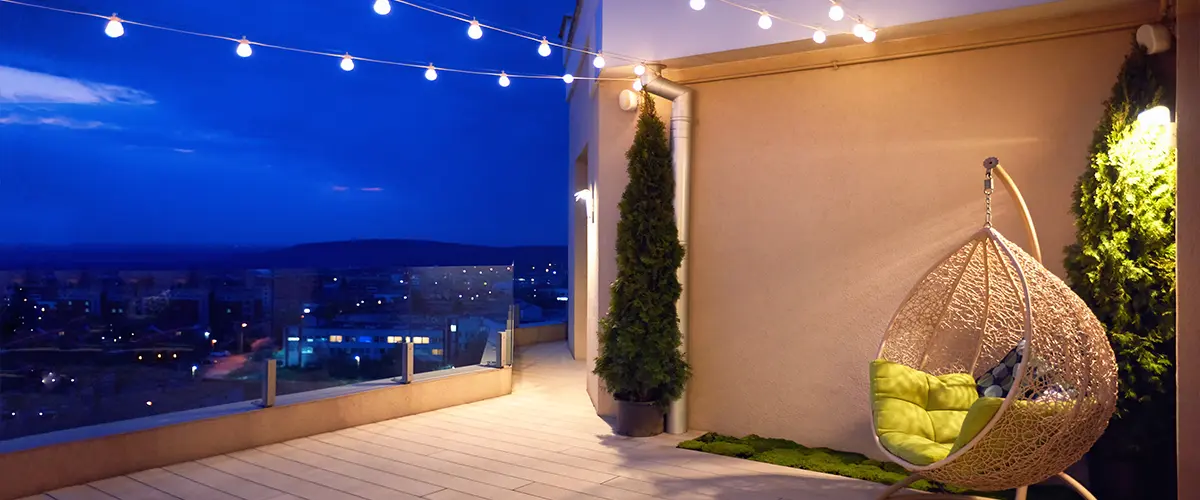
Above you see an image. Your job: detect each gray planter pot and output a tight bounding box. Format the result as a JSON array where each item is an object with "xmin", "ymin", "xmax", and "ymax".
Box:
[{"xmin": 615, "ymin": 399, "xmax": 663, "ymax": 437}]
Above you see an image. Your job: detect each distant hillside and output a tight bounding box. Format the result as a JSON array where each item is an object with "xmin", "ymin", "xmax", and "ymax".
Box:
[
  {"xmin": 0, "ymin": 240, "xmax": 565, "ymax": 271},
  {"xmin": 231, "ymin": 240, "xmax": 565, "ymax": 269}
]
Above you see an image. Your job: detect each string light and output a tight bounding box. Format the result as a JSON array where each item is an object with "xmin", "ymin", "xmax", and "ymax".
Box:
[
  {"xmin": 236, "ymin": 37, "xmax": 252, "ymax": 57},
  {"xmin": 862, "ymin": 29, "xmax": 877, "ymax": 43},
  {"xmin": 632, "ymin": 79, "xmax": 643, "ymax": 91},
  {"xmin": 562, "ymin": 74, "xmax": 575, "ymax": 84},
  {"xmin": 703, "ymin": 0, "xmax": 877, "ymax": 44},
  {"xmin": 388, "ymin": 0, "xmax": 645, "ymax": 65},
  {"xmin": 757, "ymin": 11, "xmax": 772, "ymax": 29},
  {"xmin": 593, "ymin": 53, "xmax": 606, "ymax": 69},
  {"xmin": 633, "ymin": 64, "xmax": 646, "ymax": 76},
  {"xmin": 498, "ymin": 71, "xmax": 510, "ymax": 87},
  {"xmin": 812, "ymin": 29, "xmax": 826, "ymax": 44},
  {"xmin": 467, "ymin": 19, "xmax": 483, "ymax": 40},
  {"xmin": 2, "ymin": 0, "xmax": 629, "ymax": 84},
  {"xmin": 828, "ymin": 1, "xmax": 844, "ymax": 21},
  {"xmin": 104, "ymin": 14, "xmax": 123, "ymax": 38},
  {"xmin": 690, "ymin": 0, "xmax": 706, "ymax": 11},
  {"xmin": 852, "ymin": 18, "xmax": 869, "ymax": 38},
  {"xmin": 373, "ymin": 0, "xmax": 391, "ymax": 16},
  {"xmin": 538, "ymin": 37, "xmax": 551, "ymax": 57}
]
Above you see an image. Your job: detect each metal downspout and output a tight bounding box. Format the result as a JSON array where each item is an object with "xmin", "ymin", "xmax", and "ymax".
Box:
[{"xmin": 642, "ymin": 69, "xmax": 693, "ymax": 435}]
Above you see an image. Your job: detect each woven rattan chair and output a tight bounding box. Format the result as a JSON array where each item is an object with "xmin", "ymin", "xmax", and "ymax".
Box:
[{"xmin": 870, "ymin": 158, "xmax": 1118, "ymax": 500}]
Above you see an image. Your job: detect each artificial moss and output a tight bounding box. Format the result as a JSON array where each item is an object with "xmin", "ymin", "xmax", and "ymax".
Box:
[
  {"xmin": 679, "ymin": 433, "xmax": 968, "ymax": 495},
  {"xmin": 701, "ymin": 441, "xmax": 755, "ymax": 458}
]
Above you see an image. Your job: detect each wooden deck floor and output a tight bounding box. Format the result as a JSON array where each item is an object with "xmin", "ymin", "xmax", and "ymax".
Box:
[{"xmin": 23, "ymin": 342, "xmax": 891, "ymax": 500}]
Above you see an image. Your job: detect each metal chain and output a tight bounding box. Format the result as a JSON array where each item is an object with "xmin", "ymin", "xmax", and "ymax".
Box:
[{"xmin": 983, "ymin": 159, "xmax": 995, "ymax": 227}]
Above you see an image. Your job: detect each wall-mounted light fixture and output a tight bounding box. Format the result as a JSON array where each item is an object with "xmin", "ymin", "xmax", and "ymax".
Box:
[
  {"xmin": 575, "ymin": 188, "xmax": 595, "ymax": 223},
  {"xmin": 1137, "ymin": 105, "xmax": 1172, "ymax": 127}
]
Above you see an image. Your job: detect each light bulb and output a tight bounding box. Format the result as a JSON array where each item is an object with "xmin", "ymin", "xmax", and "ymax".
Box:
[
  {"xmin": 538, "ymin": 37, "xmax": 552, "ymax": 57},
  {"xmin": 593, "ymin": 53, "xmax": 606, "ymax": 68},
  {"xmin": 690, "ymin": 0, "xmax": 706, "ymax": 11},
  {"xmin": 862, "ymin": 29, "xmax": 877, "ymax": 43},
  {"xmin": 1137, "ymin": 105, "xmax": 1172, "ymax": 126},
  {"xmin": 373, "ymin": 0, "xmax": 391, "ymax": 15},
  {"xmin": 828, "ymin": 3, "xmax": 844, "ymax": 21},
  {"xmin": 758, "ymin": 11, "xmax": 773, "ymax": 30},
  {"xmin": 467, "ymin": 20, "xmax": 483, "ymax": 40},
  {"xmin": 562, "ymin": 73, "xmax": 575, "ymax": 84},
  {"xmin": 340, "ymin": 54, "xmax": 355, "ymax": 71},
  {"xmin": 236, "ymin": 37, "xmax": 252, "ymax": 58},
  {"xmin": 634, "ymin": 64, "xmax": 646, "ymax": 76},
  {"xmin": 425, "ymin": 64, "xmax": 438, "ymax": 81},
  {"xmin": 105, "ymin": 15, "xmax": 124, "ymax": 38},
  {"xmin": 498, "ymin": 71, "xmax": 510, "ymax": 87},
  {"xmin": 853, "ymin": 21, "xmax": 868, "ymax": 38},
  {"xmin": 632, "ymin": 79, "xmax": 643, "ymax": 91},
  {"xmin": 812, "ymin": 30, "xmax": 826, "ymax": 44}
]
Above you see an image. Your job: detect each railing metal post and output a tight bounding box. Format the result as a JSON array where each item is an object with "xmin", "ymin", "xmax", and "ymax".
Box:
[
  {"xmin": 392, "ymin": 341, "xmax": 414, "ymax": 384},
  {"xmin": 496, "ymin": 330, "xmax": 510, "ymax": 367},
  {"xmin": 260, "ymin": 360, "xmax": 276, "ymax": 408}
]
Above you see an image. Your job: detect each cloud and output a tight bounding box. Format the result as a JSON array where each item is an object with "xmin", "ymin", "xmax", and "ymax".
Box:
[
  {"xmin": 173, "ymin": 148, "xmax": 195, "ymax": 154},
  {"xmin": 360, "ymin": 187, "xmax": 384, "ymax": 192},
  {"xmin": 332, "ymin": 186, "xmax": 350, "ymax": 191},
  {"xmin": 0, "ymin": 114, "xmax": 117, "ymax": 130},
  {"xmin": 0, "ymin": 66, "xmax": 155, "ymax": 105}
]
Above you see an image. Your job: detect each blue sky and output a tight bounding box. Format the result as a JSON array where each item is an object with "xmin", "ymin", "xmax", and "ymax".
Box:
[{"xmin": 0, "ymin": 0, "xmax": 573, "ymax": 247}]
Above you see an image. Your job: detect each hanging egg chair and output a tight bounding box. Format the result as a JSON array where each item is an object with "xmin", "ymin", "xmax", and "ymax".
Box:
[{"xmin": 869, "ymin": 158, "xmax": 1118, "ymax": 499}]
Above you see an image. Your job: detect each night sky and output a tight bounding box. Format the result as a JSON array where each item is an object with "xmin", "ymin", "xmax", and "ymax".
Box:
[{"xmin": 0, "ymin": 0, "xmax": 573, "ymax": 247}]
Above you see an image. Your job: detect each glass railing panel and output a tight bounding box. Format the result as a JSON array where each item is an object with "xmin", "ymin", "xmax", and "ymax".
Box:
[
  {"xmin": 273, "ymin": 264, "xmax": 514, "ymax": 397},
  {"xmin": 0, "ymin": 269, "xmax": 264, "ymax": 442}
]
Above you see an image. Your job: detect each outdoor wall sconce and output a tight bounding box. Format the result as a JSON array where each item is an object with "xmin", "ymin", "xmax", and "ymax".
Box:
[{"xmin": 575, "ymin": 188, "xmax": 595, "ymax": 223}]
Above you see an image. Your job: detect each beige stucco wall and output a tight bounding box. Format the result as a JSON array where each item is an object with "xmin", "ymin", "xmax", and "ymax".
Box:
[{"xmin": 680, "ymin": 29, "xmax": 1133, "ymax": 456}]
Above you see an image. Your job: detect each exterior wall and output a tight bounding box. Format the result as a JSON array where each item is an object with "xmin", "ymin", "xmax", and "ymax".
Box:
[
  {"xmin": 566, "ymin": 0, "xmax": 609, "ymax": 414},
  {"xmin": 514, "ymin": 322, "xmax": 568, "ymax": 347},
  {"xmin": 681, "ymin": 30, "xmax": 1132, "ymax": 456},
  {"xmin": 1176, "ymin": 0, "xmax": 1199, "ymax": 494}
]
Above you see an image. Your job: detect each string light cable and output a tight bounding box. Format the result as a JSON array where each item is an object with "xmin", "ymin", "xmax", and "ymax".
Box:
[
  {"xmin": 698, "ymin": 0, "xmax": 878, "ymax": 44},
  {"xmin": 386, "ymin": 0, "xmax": 648, "ymax": 66},
  {"xmin": 0, "ymin": 0, "xmax": 635, "ymax": 85}
]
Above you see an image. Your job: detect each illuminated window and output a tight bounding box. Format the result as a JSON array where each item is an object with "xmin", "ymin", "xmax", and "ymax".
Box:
[
  {"xmin": 329, "ymin": 335, "xmax": 343, "ymax": 343},
  {"xmin": 432, "ymin": 349, "xmax": 444, "ymax": 355}
]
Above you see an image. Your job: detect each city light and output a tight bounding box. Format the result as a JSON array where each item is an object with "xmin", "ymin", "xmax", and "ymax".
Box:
[
  {"xmin": 303, "ymin": 308, "xmax": 311, "ymax": 314},
  {"xmin": 241, "ymin": 323, "xmax": 248, "ymax": 328},
  {"xmin": 204, "ymin": 331, "xmax": 210, "ymax": 338},
  {"xmin": 145, "ymin": 401, "xmax": 153, "ymax": 406}
]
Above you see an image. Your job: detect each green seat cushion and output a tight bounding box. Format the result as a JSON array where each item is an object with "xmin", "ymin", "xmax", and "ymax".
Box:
[
  {"xmin": 950, "ymin": 397, "xmax": 1004, "ymax": 453},
  {"xmin": 878, "ymin": 431, "xmax": 953, "ymax": 466},
  {"xmin": 870, "ymin": 360, "xmax": 979, "ymax": 466}
]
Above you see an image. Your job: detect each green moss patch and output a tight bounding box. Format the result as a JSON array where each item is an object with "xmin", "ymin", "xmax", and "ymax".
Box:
[{"xmin": 678, "ymin": 433, "xmax": 971, "ymax": 495}]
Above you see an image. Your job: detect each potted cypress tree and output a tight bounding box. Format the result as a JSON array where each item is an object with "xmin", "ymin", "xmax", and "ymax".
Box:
[
  {"xmin": 1064, "ymin": 42, "xmax": 1176, "ymax": 499},
  {"xmin": 593, "ymin": 91, "xmax": 690, "ymax": 437}
]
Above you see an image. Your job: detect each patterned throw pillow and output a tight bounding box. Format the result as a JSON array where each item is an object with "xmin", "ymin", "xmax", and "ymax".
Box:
[{"xmin": 976, "ymin": 340, "xmax": 1025, "ymax": 398}]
